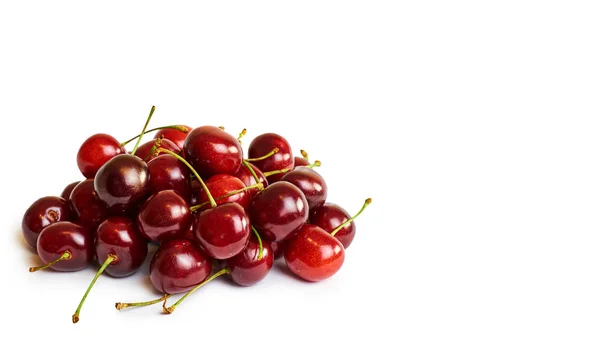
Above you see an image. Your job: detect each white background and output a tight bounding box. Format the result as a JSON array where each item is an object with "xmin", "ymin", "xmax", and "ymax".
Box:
[{"xmin": 1, "ymin": 1, "xmax": 599, "ymax": 336}]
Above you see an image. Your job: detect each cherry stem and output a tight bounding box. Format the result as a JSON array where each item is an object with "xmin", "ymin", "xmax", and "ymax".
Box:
[
  {"xmin": 120, "ymin": 125, "xmax": 189, "ymax": 147},
  {"xmin": 237, "ymin": 128, "xmax": 247, "ymax": 144},
  {"xmin": 130, "ymin": 106, "xmax": 156, "ymax": 156},
  {"xmin": 246, "ymin": 148, "xmax": 279, "ymax": 162},
  {"xmin": 144, "ymin": 136, "xmax": 163, "ymax": 161},
  {"xmin": 163, "ymin": 268, "xmax": 230, "ymax": 314},
  {"xmin": 218, "ymin": 126, "xmax": 225, "ymax": 130},
  {"xmin": 116, "ymin": 294, "xmax": 172, "ymax": 310},
  {"xmin": 300, "ymin": 149, "xmax": 309, "ymax": 161},
  {"xmin": 189, "ymin": 182, "xmax": 263, "ymax": 212},
  {"xmin": 263, "ymin": 167, "xmax": 292, "ymax": 178},
  {"xmin": 156, "ymin": 148, "xmax": 217, "ymax": 208},
  {"xmin": 251, "ymin": 226, "xmax": 264, "ymax": 260},
  {"xmin": 29, "ymin": 250, "xmax": 71, "ymax": 272},
  {"xmin": 330, "ymin": 198, "xmax": 372, "ymax": 237},
  {"xmin": 72, "ymin": 254, "xmax": 117, "ymax": 324},
  {"xmin": 242, "ymin": 161, "xmax": 262, "ymax": 189}
]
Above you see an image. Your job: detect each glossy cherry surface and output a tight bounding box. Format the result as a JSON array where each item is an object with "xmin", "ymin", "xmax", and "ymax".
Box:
[
  {"xmin": 226, "ymin": 239, "xmax": 274, "ymax": 286},
  {"xmin": 248, "ymin": 133, "xmax": 294, "ymax": 184},
  {"xmin": 281, "ymin": 167, "xmax": 328, "ymax": 213},
  {"xmin": 284, "ymin": 225, "xmax": 345, "ymax": 282},
  {"xmin": 77, "ymin": 133, "xmax": 126, "ymax": 178},
  {"xmin": 147, "ymin": 155, "xmax": 192, "ymax": 201},
  {"xmin": 94, "ymin": 154, "xmax": 150, "ymax": 214},
  {"xmin": 249, "ymin": 181, "xmax": 308, "ymax": 242},
  {"xmin": 311, "ymin": 203, "xmax": 356, "ymax": 249},
  {"xmin": 95, "ymin": 216, "xmax": 148, "ymax": 277},
  {"xmin": 193, "ymin": 203, "xmax": 250, "ymax": 259},
  {"xmin": 36, "ymin": 222, "xmax": 93, "ymax": 272},
  {"xmin": 22, "ymin": 196, "xmax": 71, "ymax": 249},
  {"xmin": 234, "ymin": 162, "xmax": 268, "ymax": 199},
  {"xmin": 137, "ymin": 190, "xmax": 192, "ymax": 243},
  {"xmin": 69, "ymin": 179, "xmax": 109, "ymax": 230},
  {"xmin": 60, "ymin": 181, "xmax": 80, "ymax": 201},
  {"xmin": 155, "ymin": 125, "xmax": 192, "ymax": 149},
  {"xmin": 183, "ymin": 126, "xmax": 243, "ymax": 177},
  {"xmin": 193, "ymin": 174, "xmax": 250, "ymax": 211},
  {"xmin": 149, "ymin": 239, "xmax": 212, "ymax": 294},
  {"xmin": 294, "ymin": 156, "xmax": 310, "ymax": 167},
  {"xmin": 134, "ymin": 138, "xmax": 180, "ymax": 163}
]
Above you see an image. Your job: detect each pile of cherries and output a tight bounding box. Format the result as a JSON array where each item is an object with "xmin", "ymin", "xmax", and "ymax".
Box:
[{"xmin": 22, "ymin": 107, "xmax": 370, "ymax": 323}]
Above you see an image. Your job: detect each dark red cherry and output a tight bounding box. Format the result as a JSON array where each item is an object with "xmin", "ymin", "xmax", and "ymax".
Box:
[
  {"xmin": 22, "ymin": 196, "xmax": 71, "ymax": 249},
  {"xmin": 234, "ymin": 162, "xmax": 268, "ymax": 199},
  {"xmin": 294, "ymin": 156, "xmax": 310, "ymax": 167},
  {"xmin": 33, "ymin": 222, "xmax": 93, "ymax": 272},
  {"xmin": 155, "ymin": 125, "xmax": 192, "ymax": 149},
  {"xmin": 248, "ymin": 133, "xmax": 293, "ymax": 184},
  {"xmin": 270, "ymin": 240, "xmax": 289, "ymax": 260},
  {"xmin": 183, "ymin": 126, "xmax": 243, "ymax": 177},
  {"xmin": 69, "ymin": 179, "xmax": 109, "ymax": 230},
  {"xmin": 134, "ymin": 138, "xmax": 180, "ymax": 163},
  {"xmin": 137, "ymin": 190, "xmax": 192, "ymax": 243},
  {"xmin": 284, "ymin": 225, "xmax": 345, "ymax": 282},
  {"xmin": 95, "ymin": 216, "xmax": 148, "ymax": 277},
  {"xmin": 60, "ymin": 181, "xmax": 80, "ymax": 201},
  {"xmin": 94, "ymin": 154, "xmax": 150, "ymax": 213},
  {"xmin": 281, "ymin": 167, "xmax": 328, "ymax": 213},
  {"xmin": 249, "ymin": 181, "xmax": 308, "ymax": 242},
  {"xmin": 149, "ymin": 239, "xmax": 212, "ymax": 294},
  {"xmin": 311, "ymin": 203, "xmax": 356, "ymax": 248},
  {"xmin": 193, "ymin": 174, "xmax": 250, "ymax": 211},
  {"xmin": 77, "ymin": 133, "xmax": 126, "ymax": 179},
  {"xmin": 226, "ymin": 239, "xmax": 274, "ymax": 286},
  {"xmin": 147, "ymin": 155, "xmax": 192, "ymax": 201},
  {"xmin": 193, "ymin": 203, "xmax": 250, "ymax": 259}
]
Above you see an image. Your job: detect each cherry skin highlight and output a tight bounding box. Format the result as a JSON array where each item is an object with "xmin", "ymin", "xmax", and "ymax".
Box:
[
  {"xmin": 193, "ymin": 174, "xmax": 250, "ymax": 212},
  {"xmin": 60, "ymin": 181, "xmax": 80, "ymax": 201},
  {"xmin": 147, "ymin": 155, "xmax": 192, "ymax": 201},
  {"xmin": 155, "ymin": 125, "xmax": 192, "ymax": 149},
  {"xmin": 149, "ymin": 239, "xmax": 212, "ymax": 294},
  {"xmin": 248, "ymin": 133, "xmax": 294, "ymax": 184},
  {"xmin": 35, "ymin": 222, "xmax": 93, "ymax": 272},
  {"xmin": 22, "ymin": 196, "xmax": 71, "ymax": 249},
  {"xmin": 183, "ymin": 126, "xmax": 243, "ymax": 177},
  {"xmin": 95, "ymin": 216, "xmax": 148, "ymax": 277},
  {"xmin": 69, "ymin": 179, "xmax": 109, "ymax": 230},
  {"xmin": 249, "ymin": 181, "xmax": 309, "ymax": 242},
  {"xmin": 311, "ymin": 203, "xmax": 356, "ymax": 249},
  {"xmin": 234, "ymin": 162, "xmax": 268, "ymax": 199},
  {"xmin": 77, "ymin": 133, "xmax": 126, "ymax": 179},
  {"xmin": 134, "ymin": 138, "xmax": 180, "ymax": 163},
  {"xmin": 281, "ymin": 167, "xmax": 328, "ymax": 213},
  {"xmin": 226, "ymin": 239, "xmax": 274, "ymax": 286},
  {"xmin": 284, "ymin": 225, "xmax": 345, "ymax": 282},
  {"xmin": 193, "ymin": 203, "xmax": 251, "ymax": 260},
  {"xmin": 137, "ymin": 190, "xmax": 192, "ymax": 243}
]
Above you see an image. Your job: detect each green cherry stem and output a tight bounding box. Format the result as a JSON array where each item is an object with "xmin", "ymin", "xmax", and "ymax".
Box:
[
  {"xmin": 143, "ymin": 136, "xmax": 163, "ymax": 161},
  {"xmin": 155, "ymin": 148, "xmax": 217, "ymax": 208},
  {"xmin": 116, "ymin": 294, "xmax": 172, "ymax": 310},
  {"xmin": 251, "ymin": 226, "xmax": 264, "ymax": 260},
  {"xmin": 130, "ymin": 106, "xmax": 155, "ymax": 156},
  {"xmin": 120, "ymin": 125, "xmax": 190, "ymax": 147},
  {"xmin": 246, "ymin": 148, "xmax": 279, "ymax": 162},
  {"xmin": 330, "ymin": 198, "xmax": 372, "ymax": 237},
  {"xmin": 29, "ymin": 250, "xmax": 72, "ymax": 272},
  {"xmin": 262, "ymin": 160, "xmax": 321, "ymax": 178},
  {"xmin": 242, "ymin": 160, "xmax": 262, "ymax": 187},
  {"xmin": 189, "ymin": 182, "xmax": 263, "ymax": 212},
  {"xmin": 163, "ymin": 268, "xmax": 230, "ymax": 314},
  {"xmin": 72, "ymin": 254, "xmax": 117, "ymax": 324}
]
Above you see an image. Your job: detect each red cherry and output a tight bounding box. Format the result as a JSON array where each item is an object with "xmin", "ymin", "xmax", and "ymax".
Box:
[
  {"xmin": 30, "ymin": 222, "xmax": 93, "ymax": 272},
  {"xmin": 248, "ymin": 133, "xmax": 293, "ymax": 184},
  {"xmin": 22, "ymin": 196, "xmax": 71, "ymax": 249},
  {"xmin": 249, "ymin": 181, "xmax": 308, "ymax": 242},
  {"xmin": 155, "ymin": 125, "xmax": 192, "ymax": 149},
  {"xmin": 136, "ymin": 190, "xmax": 192, "ymax": 243},
  {"xmin": 226, "ymin": 238, "xmax": 274, "ymax": 286},
  {"xmin": 94, "ymin": 154, "xmax": 150, "ymax": 213},
  {"xmin": 60, "ymin": 181, "xmax": 80, "ymax": 201},
  {"xmin": 193, "ymin": 174, "xmax": 250, "ymax": 211},
  {"xmin": 234, "ymin": 162, "xmax": 268, "ymax": 199},
  {"xmin": 77, "ymin": 133, "xmax": 126, "ymax": 179},
  {"xmin": 281, "ymin": 167, "xmax": 328, "ymax": 213},
  {"xmin": 294, "ymin": 156, "xmax": 310, "ymax": 167},
  {"xmin": 69, "ymin": 179, "xmax": 109, "ymax": 230},
  {"xmin": 193, "ymin": 203, "xmax": 251, "ymax": 260},
  {"xmin": 183, "ymin": 126, "xmax": 243, "ymax": 177},
  {"xmin": 284, "ymin": 225, "xmax": 345, "ymax": 282},
  {"xmin": 134, "ymin": 138, "xmax": 180, "ymax": 163},
  {"xmin": 270, "ymin": 240, "xmax": 289, "ymax": 260},
  {"xmin": 147, "ymin": 155, "xmax": 192, "ymax": 201},
  {"xmin": 311, "ymin": 203, "xmax": 356, "ymax": 248}
]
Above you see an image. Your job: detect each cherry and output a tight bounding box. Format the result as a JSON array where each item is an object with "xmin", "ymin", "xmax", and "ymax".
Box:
[
  {"xmin": 234, "ymin": 161, "xmax": 268, "ymax": 199},
  {"xmin": 136, "ymin": 190, "xmax": 192, "ymax": 243},
  {"xmin": 284, "ymin": 225, "xmax": 345, "ymax": 282},
  {"xmin": 193, "ymin": 203, "xmax": 250, "ymax": 259},
  {"xmin": 311, "ymin": 204, "xmax": 354, "ymax": 248},
  {"xmin": 72, "ymin": 216, "xmax": 148, "ymax": 323},
  {"xmin": 77, "ymin": 133, "xmax": 126, "ymax": 179},
  {"xmin": 162, "ymin": 268, "xmax": 230, "ymax": 314},
  {"xmin": 22, "ymin": 196, "xmax": 71, "ymax": 249},
  {"xmin": 226, "ymin": 237, "xmax": 274, "ymax": 286},
  {"xmin": 249, "ymin": 181, "xmax": 308, "ymax": 242},
  {"xmin": 248, "ymin": 133, "xmax": 294, "ymax": 184},
  {"xmin": 29, "ymin": 222, "xmax": 93, "ymax": 272},
  {"xmin": 270, "ymin": 240, "xmax": 288, "ymax": 260},
  {"xmin": 183, "ymin": 125, "xmax": 243, "ymax": 177},
  {"xmin": 69, "ymin": 179, "xmax": 109, "ymax": 230},
  {"xmin": 60, "ymin": 181, "xmax": 80, "ymax": 201},
  {"xmin": 134, "ymin": 138, "xmax": 180, "ymax": 162},
  {"xmin": 281, "ymin": 166, "xmax": 328, "ymax": 213},
  {"xmin": 155, "ymin": 125, "xmax": 192, "ymax": 149},
  {"xmin": 147, "ymin": 155, "xmax": 192, "ymax": 201},
  {"xmin": 193, "ymin": 174, "xmax": 251, "ymax": 212},
  {"xmin": 294, "ymin": 149, "xmax": 310, "ymax": 167}
]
